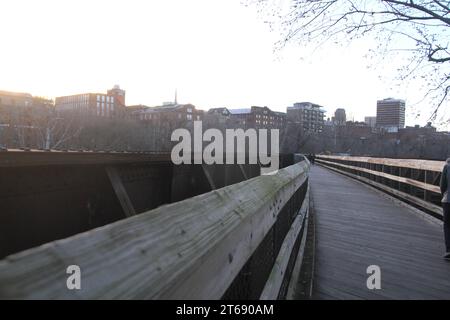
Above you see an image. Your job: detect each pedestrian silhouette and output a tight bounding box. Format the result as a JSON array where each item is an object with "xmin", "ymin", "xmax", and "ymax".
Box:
[{"xmin": 440, "ymin": 157, "xmax": 450, "ymax": 260}]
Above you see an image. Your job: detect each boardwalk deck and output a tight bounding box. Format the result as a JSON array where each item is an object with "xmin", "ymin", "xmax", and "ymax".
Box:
[{"xmin": 310, "ymin": 166, "xmax": 450, "ymax": 300}]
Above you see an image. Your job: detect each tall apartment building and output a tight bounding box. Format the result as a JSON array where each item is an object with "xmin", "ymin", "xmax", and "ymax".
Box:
[
  {"xmin": 376, "ymin": 98, "xmax": 406, "ymax": 132},
  {"xmin": 228, "ymin": 106, "xmax": 286, "ymax": 130},
  {"xmin": 333, "ymin": 108, "xmax": 347, "ymax": 125},
  {"xmin": 287, "ymin": 102, "xmax": 325, "ymax": 133},
  {"xmin": 55, "ymin": 86, "xmax": 125, "ymax": 118}
]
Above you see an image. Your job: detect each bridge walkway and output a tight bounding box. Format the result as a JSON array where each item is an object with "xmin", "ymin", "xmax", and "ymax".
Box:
[{"xmin": 310, "ymin": 165, "xmax": 450, "ymax": 299}]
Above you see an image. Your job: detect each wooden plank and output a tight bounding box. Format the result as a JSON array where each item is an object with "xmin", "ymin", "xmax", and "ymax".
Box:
[
  {"xmin": 316, "ymin": 239, "xmax": 450, "ymax": 286},
  {"xmin": 260, "ymin": 185, "xmax": 309, "ymax": 300},
  {"xmin": 0, "ymin": 161, "xmax": 309, "ymax": 299},
  {"xmin": 105, "ymin": 166, "xmax": 136, "ymax": 217},
  {"xmin": 310, "ymin": 166, "xmax": 450, "ymax": 300},
  {"xmin": 317, "ymin": 159, "xmax": 440, "ymax": 193},
  {"xmin": 317, "ymin": 162, "xmax": 443, "ymax": 217},
  {"xmin": 286, "ymin": 189, "xmax": 313, "ymax": 299},
  {"xmin": 317, "ymin": 155, "xmax": 445, "ymax": 172}
]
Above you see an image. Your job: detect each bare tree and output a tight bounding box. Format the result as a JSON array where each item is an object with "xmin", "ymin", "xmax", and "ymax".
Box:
[
  {"xmin": 30, "ymin": 109, "xmax": 84, "ymax": 150},
  {"xmin": 251, "ymin": 0, "xmax": 449, "ymax": 122},
  {"xmin": 281, "ymin": 122, "xmax": 316, "ymax": 153}
]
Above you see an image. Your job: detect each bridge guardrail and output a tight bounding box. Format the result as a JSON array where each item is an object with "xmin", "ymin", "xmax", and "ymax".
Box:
[
  {"xmin": 0, "ymin": 160, "xmax": 310, "ymax": 299},
  {"xmin": 316, "ymin": 155, "xmax": 445, "ymax": 219}
]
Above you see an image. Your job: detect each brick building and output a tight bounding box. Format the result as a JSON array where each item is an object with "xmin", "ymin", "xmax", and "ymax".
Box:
[
  {"xmin": 132, "ymin": 103, "xmax": 204, "ymax": 126},
  {"xmin": 0, "ymin": 90, "xmax": 33, "ymax": 107},
  {"xmin": 205, "ymin": 108, "xmax": 232, "ymax": 127},
  {"xmin": 55, "ymin": 86, "xmax": 126, "ymax": 118},
  {"xmin": 228, "ymin": 106, "xmax": 286, "ymax": 130},
  {"xmin": 107, "ymin": 85, "xmax": 126, "ymax": 107}
]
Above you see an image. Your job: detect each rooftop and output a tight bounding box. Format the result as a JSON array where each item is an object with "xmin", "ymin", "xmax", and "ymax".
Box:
[
  {"xmin": 229, "ymin": 108, "xmax": 251, "ymax": 115},
  {"xmin": 288, "ymin": 102, "xmax": 325, "ymax": 112},
  {"xmin": 0, "ymin": 90, "xmax": 32, "ymax": 98},
  {"xmin": 131, "ymin": 103, "xmax": 196, "ymax": 114}
]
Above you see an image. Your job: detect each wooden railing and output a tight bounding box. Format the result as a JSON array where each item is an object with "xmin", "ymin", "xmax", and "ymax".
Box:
[
  {"xmin": 0, "ymin": 160, "xmax": 311, "ymax": 299},
  {"xmin": 316, "ymin": 155, "xmax": 445, "ymax": 219}
]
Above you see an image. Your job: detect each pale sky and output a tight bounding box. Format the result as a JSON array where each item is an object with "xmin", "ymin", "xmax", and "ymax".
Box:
[{"xmin": 0, "ymin": 0, "xmax": 448, "ymax": 127}]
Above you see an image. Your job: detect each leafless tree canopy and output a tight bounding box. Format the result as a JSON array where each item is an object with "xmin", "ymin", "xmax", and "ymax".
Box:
[{"xmin": 252, "ymin": 0, "xmax": 449, "ymax": 122}]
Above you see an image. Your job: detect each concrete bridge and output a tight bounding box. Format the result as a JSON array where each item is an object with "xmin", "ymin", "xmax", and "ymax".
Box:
[{"xmin": 0, "ymin": 150, "xmax": 448, "ymax": 299}]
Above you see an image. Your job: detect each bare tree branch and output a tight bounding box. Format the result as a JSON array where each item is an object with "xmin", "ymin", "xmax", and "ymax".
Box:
[{"xmin": 252, "ymin": 0, "xmax": 450, "ymax": 122}]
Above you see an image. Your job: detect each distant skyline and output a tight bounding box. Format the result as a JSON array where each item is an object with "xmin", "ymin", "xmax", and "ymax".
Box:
[{"xmin": 0, "ymin": 0, "xmax": 448, "ymax": 128}]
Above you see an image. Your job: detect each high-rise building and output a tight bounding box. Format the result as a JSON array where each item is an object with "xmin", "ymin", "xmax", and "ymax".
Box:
[
  {"xmin": 364, "ymin": 116, "xmax": 377, "ymax": 128},
  {"xmin": 376, "ymin": 98, "xmax": 405, "ymax": 132},
  {"xmin": 287, "ymin": 102, "xmax": 325, "ymax": 133},
  {"xmin": 333, "ymin": 108, "xmax": 346, "ymax": 125}
]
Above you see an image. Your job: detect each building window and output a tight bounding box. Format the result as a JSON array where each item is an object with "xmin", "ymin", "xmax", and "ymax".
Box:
[
  {"xmin": 187, "ymin": 108, "xmax": 192, "ymax": 113},
  {"xmin": 187, "ymin": 114, "xmax": 193, "ymax": 120}
]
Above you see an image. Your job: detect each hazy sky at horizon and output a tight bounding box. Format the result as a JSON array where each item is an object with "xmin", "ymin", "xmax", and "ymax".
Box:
[{"xmin": 0, "ymin": 0, "xmax": 447, "ymax": 127}]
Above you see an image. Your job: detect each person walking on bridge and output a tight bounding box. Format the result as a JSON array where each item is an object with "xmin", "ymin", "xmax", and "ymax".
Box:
[{"xmin": 441, "ymin": 158, "xmax": 450, "ymax": 260}]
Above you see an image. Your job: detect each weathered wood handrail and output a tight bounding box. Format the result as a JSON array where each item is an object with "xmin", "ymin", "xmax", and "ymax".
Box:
[
  {"xmin": 316, "ymin": 155, "xmax": 445, "ymax": 218},
  {"xmin": 317, "ymin": 155, "xmax": 444, "ymax": 172},
  {"xmin": 317, "ymin": 159, "xmax": 440, "ymax": 193},
  {"xmin": 0, "ymin": 161, "xmax": 310, "ymax": 299}
]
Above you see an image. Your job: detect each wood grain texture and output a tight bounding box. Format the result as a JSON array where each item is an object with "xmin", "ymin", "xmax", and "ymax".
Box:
[
  {"xmin": 286, "ymin": 189, "xmax": 313, "ymax": 300},
  {"xmin": 317, "ymin": 155, "xmax": 445, "ymax": 172},
  {"xmin": 0, "ymin": 161, "xmax": 309, "ymax": 300},
  {"xmin": 260, "ymin": 185, "xmax": 309, "ymax": 300},
  {"xmin": 318, "ymin": 162, "xmax": 443, "ymax": 217},
  {"xmin": 316, "ymin": 159, "xmax": 441, "ymax": 193},
  {"xmin": 310, "ymin": 166, "xmax": 450, "ymax": 300}
]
